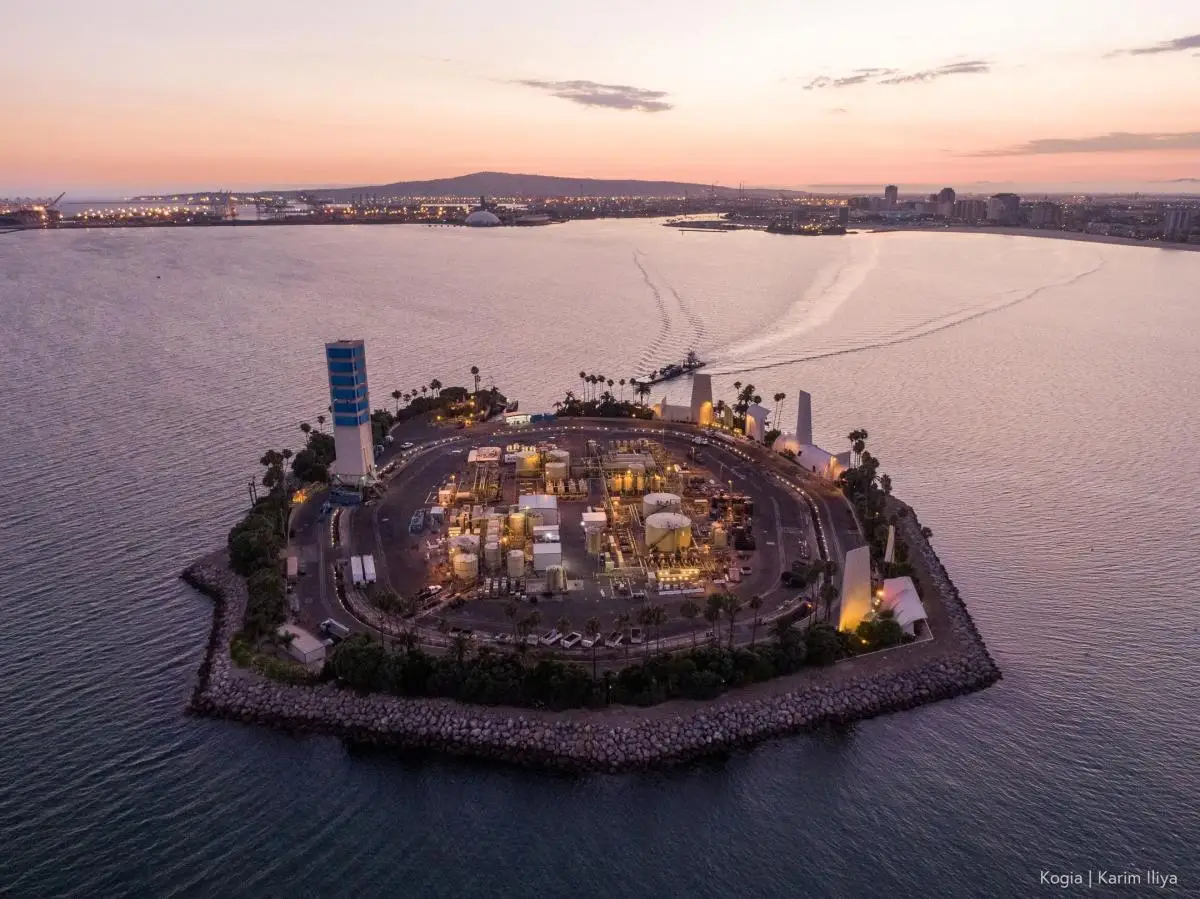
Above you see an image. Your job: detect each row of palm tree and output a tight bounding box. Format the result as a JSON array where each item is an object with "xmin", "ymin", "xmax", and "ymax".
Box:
[{"xmin": 575, "ymin": 371, "xmax": 656, "ymax": 407}]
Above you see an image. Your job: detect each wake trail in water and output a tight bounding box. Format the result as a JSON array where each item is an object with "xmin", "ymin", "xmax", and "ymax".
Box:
[
  {"xmin": 632, "ymin": 250, "xmax": 673, "ymax": 370},
  {"xmin": 706, "ymin": 258, "xmax": 1107, "ymax": 378}
]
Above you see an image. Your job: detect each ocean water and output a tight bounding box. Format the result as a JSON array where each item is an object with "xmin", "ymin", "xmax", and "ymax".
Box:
[{"xmin": 0, "ymin": 222, "xmax": 1197, "ymax": 898}]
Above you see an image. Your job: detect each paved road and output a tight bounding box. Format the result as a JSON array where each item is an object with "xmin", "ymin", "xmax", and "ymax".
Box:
[{"xmin": 289, "ymin": 414, "xmax": 864, "ymax": 652}]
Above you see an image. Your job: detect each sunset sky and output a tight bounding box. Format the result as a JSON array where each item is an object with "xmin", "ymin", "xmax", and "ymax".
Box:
[{"xmin": 3, "ymin": 0, "xmax": 1198, "ymax": 195}]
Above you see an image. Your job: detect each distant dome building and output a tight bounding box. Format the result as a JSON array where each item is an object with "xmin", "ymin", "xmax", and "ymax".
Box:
[
  {"xmin": 464, "ymin": 209, "xmax": 501, "ymax": 227},
  {"xmin": 464, "ymin": 195, "xmax": 502, "ymax": 227}
]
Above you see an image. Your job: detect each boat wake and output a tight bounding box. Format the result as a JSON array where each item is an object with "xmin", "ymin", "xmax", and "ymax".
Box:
[
  {"xmin": 716, "ymin": 239, "xmax": 879, "ymax": 364},
  {"xmin": 705, "ymin": 257, "xmax": 1108, "ymax": 378},
  {"xmin": 632, "ymin": 251, "xmax": 674, "ymax": 368}
]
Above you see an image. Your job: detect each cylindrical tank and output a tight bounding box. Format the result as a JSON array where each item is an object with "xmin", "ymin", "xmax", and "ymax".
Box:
[
  {"xmin": 633, "ymin": 473, "xmax": 643, "ymax": 494},
  {"xmin": 506, "ymin": 549, "xmax": 525, "ymax": 578},
  {"xmin": 546, "ymin": 449, "xmax": 570, "ymax": 466},
  {"xmin": 451, "ymin": 534, "xmax": 481, "ymax": 554},
  {"xmin": 484, "ymin": 539, "xmax": 501, "ymax": 568},
  {"xmin": 546, "ymin": 565, "xmax": 566, "ymax": 592},
  {"xmin": 644, "ymin": 512, "xmax": 693, "ymax": 553},
  {"xmin": 610, "ymin": 474, "xmax": 622, "ymax": 494},
  {"xmin": 622, "ymin": 472, "xmax": 633, "ymax": 493},
  {"xmin": 515, "ymin": 450, "xmax": 540, "ymax": 473},
  {"xmin": 507, "ymin": 511, "xmax": 527, "ymax": 537},
  {"xmin": 546, "ymin": 461, "xmax": 567, "ymax": 481},
  {"xmin": 711, "ymin": 523, "xmax": 727, "ymax": 549},
  {"xmin": 586, "ymin": 526, "xmax": 604, "ymax": 555},
  {"xmin": 452, "ymin": 552, "xmax": 479, "ymax": 582},
  {"xmin": 642, "ymin": 492, "xmax": 682, "ymax": 517}
]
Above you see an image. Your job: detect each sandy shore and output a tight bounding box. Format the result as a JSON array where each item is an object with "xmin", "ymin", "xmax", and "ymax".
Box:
[{"xmin": 869, "ymin": 225, "xmax": 1200, "ymax": 252}]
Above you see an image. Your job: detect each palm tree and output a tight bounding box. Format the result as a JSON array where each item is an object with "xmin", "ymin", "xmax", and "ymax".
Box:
[
  {"xmin": 616, "ymin": 612, "xmax": 632, "ymax": 658},
  {"xmin": 705, "ymin": 593, "xmax": 725, "ymax": 643},
  {"xmin": 299, "ymin": 422, "xmax": 312, "ymax": 442},
  {"xmin": 504, "ymin": 600, "xmax": 519, "ymax": 638},
  {"xmin": 391, "ymin": 389, "xmax": 402, "ymax": 413},
  {"xmin": 556, "ymin": 616, "xmax": 571, "ymax": 638},
  {"xmin": 636, "ymin": 605, "xmax": 654, "ymax": 657},
  {"xmin": 430, "ymin": 379, "xmax": 442, "ymax": 398},
  {"xmin": 773, "ymin": 392, "xmax": 786, "ymax": 425},
  {"xmin": 724, "ymin": 593, "xmax": 744, "ymax": 648},
  {"xmin": 679, "ymin": 599, "xmax": 700, "ymax": 645},
  {"xmin": 280, "ymin": 448, "xmax": 293, "ymax": 487},
  {"xmin": 316, "ymin": 414, "xmax": 326, "ymax": 433},
  {"xmin": 619, "ymin": 378, "xmax": 626, "ymax": 401},
  {"xmin": 584, "ymin": 616, "xmax": 602, "ymax": 678},
  {"xmin": 470, "ymin": 365, "xmax": 480, "ymax": 393},
  {"xmin": 421, "ymin": 385, "xmax": 428, "ymax": 398},
  {"xmin": 820, "ymin": 582, "xmax": 839, "ymax": 625},
  {"xmin": 748, "ymin": 594, "xmax": 764, "ymax": 645}
]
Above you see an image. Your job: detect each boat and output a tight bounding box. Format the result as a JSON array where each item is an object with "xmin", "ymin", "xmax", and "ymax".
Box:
[
  {"xmin": 642, "ymin": 351, "xmax": 706, "ymax": 387},
  {"xmin": 505, "ymin": 400, "xmax": 519, "ymax": 413}
]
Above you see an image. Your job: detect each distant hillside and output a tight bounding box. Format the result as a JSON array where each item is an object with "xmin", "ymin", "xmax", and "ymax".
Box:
[{"xmin": 278, "ymin": 172, "xmax": 799, "ymax": 200}]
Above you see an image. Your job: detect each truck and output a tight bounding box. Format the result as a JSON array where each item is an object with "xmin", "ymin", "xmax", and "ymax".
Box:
[
  {"xmin": 361, "ymin": 554, "xmax": 377, "ymax": 584},
  {"xmin": 285, "ymin": 555, "xmax": 299, "ymax": 581},
  {"xmin": 350, "ymin": 555, "xmax": 365, "ymax": 585},
  {"xmin": 320, "ymin": 619, "xmax": 351, "ymax": 640}
]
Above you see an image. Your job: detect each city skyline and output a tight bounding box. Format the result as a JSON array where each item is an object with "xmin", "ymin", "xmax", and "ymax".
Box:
[{"xmin": 3, "ymin": 0, "xmax": 1199, "ymax": 194}]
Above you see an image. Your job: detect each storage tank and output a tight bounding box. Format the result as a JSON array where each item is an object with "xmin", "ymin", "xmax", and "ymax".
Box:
[
  {"xmin": 484, "ymin": 539, "xmax": 501, "ymax": 568},
  {"xmin": 515, "ymin": 450, "xmax": 541, "ymax": 473},
  {"xmin": 507, "ymin": 511, "xmax": 527, "ymax": 537},
  {"xmin": 450, "ymin": 534, "xmax": 481, "ymax": 554},
  {"xmin": 642, "ymin": 492, "xmax": 683, "ymax": 517},
  {"xmin": 644, "ymin": 512, "xmax": 693, "ymax": 553},
  {"xmin": 633, "ymin": 473, "xmax": 643, "ymax": 494},
  {"xmin": 546, "ymin": 449, "xmax": 570, "ymax": 466},
  {"xmin": 452, "ymin": 552, "xmax": 479, "ymax": 583},
  {"xmin": 546, "ymin": 461, "xmax": 568, "ymax": 482},
  {"xmin": 711, "ymin": 523, "xmax": 727, "ymax": 549},
  {"xmin": 546, "ymin": 565, "xmax": 567, "ymax": 592},
  {"xmin": 609, "ymin": 474, "xmax": 622, "ymax": 494},
  {"xmin": 622, "ymin": 472, "xmax": 633, "ymax": 493},
  {"xmin": 506, "ymin": 549, "xmax": 525, "ymax": 578},
  {"xmin": 585, "ymin": 526, "xmax": 604, "ymax": 555}
]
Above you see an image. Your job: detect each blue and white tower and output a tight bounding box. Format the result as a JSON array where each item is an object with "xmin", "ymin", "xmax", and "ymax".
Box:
[{"xmin": 325, "ymin": 339, "xmax": 374, "ymax": 482}]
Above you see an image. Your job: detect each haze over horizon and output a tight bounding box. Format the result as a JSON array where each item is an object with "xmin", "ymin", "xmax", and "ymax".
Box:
[{"xmin": 4, "ymin": 0, "xmax": 1199, "ymax": 195}]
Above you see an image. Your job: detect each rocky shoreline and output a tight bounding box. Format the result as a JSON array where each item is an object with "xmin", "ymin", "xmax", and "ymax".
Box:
[{"xmin": 182, "ymin": 508, "xmax": 1000, "ymax": 772}]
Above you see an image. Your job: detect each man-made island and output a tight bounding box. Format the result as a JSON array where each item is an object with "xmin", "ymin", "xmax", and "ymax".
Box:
[{"xmin": 182, "ymin": 341, "xmax": 1000, "ymax": 771}]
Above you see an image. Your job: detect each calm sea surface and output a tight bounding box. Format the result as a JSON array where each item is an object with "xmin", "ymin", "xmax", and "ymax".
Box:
[{"xmin": 1, "ymin": 222, "xmax": 1197, "ymax": 898}]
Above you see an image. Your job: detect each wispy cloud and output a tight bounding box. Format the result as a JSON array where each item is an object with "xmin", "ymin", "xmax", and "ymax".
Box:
[
  {"xmin": 973, "ymin": 131, "xmax": 1200, "ymax": 156},
  {"xmin": 1108, "ymin": 33, "xmax": 1200, "ymax": 56},
  {"xmin": 878, "ymin": 60, "xmax": 990, "ymax": 84},
  {"xmin": 802, "ymin": 60, "xmax": 990, "ymax": 89},
  {"xmin": 828, "ymin": 107, "xmax": 848, "ymax": 115},
  {"xmin": 803, "ymin": 68, "xmax": 896, "ymax": 90},
  {"xmin": 513, "ymin": 79, "xmax": 672, "ymax": 112}
]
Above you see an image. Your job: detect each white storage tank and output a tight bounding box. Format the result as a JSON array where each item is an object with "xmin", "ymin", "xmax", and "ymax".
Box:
[
  {"xmin": 585, "ymin": 526, "xmax": 604, "ymax": 555},
  {"xmin": 644, "ymin": 512, "xmax": 693, "ymax": 553},
  {"xmin": 546, "ymin": 565, "xmax": 567, "ymax": 593},
  {"xmin": 506, "ymin": 549, "xmax": 525, "ymax": 578},
  {"xmin": 484, "ymin": 539, "xmax": 501, "ymax": 568},
  {"xmin": 450, "ymin": 534, "xmax": 481, "ymax": 554},
  {"xmin": 508, "ymin": 511, "xmax": 527, "ymax": 536},
  {"xmin": 642, "ymin": 492, "xmax": 683, "ymax": 517},
  {"xmin": 546, "ymin": 461, "xmax": 567, "ymax": 481},
  {"xmin": 515, "ymin": 450, "xmax": 541, "ymax": 473},
  {"xmin": 546, "ymin": 449, "xmax": 570, "ymax": 466},
  {"xmin": 452, "ymin": 552, "xmax": 479, "ymax": 582}
]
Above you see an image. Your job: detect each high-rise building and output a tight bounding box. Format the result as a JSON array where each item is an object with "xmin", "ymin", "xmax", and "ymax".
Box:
[
  {"xmin": 937, "ymin": 187, "xmax": 956, "ymax": 205},
  {"xmin": 884, "ymin": 185, "xmax": 899, "ymax": 208},
  {"xmin": 986, "ymin": 193, "xmax": 1021, "ymax": 225},
  {"xmin": 837, "ymin": 205, "xmax": 849, "ymax": 226},
  {"xmin": 325, "ymin": 339, "xmax": 374, "ymax": 482},
  {"xmin": 1029, "ymin": 202, "xmax": 1063, "ymax": 229},
  {"xmin": 1162, "ymin": 207, "xmax": 1195, "ymax": 241}
]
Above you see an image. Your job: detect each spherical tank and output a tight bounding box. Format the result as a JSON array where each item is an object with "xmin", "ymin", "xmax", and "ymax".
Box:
[
  {"xmin": 642, "ymin": 492, "xmax": 682, "ymax": 517},
  {"xmin": 452, "ymin": 552, "xmax": 479, "ymax": 582},
  {"xmin": 644, "ymin": 512, "xmax": 693, "ymax": 553},
  {"xmin": 506, "ymin": 549, "xmax": 525, "ymax": 578}
]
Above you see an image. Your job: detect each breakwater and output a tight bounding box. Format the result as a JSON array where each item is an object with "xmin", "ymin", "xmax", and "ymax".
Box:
[{"xmin": 182, "ymin": 507, "xmax": 1000, "ymax": 772}]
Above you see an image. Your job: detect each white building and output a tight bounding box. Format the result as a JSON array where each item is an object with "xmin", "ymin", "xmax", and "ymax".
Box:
[
  {"xmin": 278, "ymin": 625, "xmax": 327, "ymax": 667},
  {"xmin": 794, "ymin": 390, "xmax": 813, "ymax": 445},
  {"xmin": 838, "ymin": 545, "xmax": 873, "ymax": 631},
  {"xmin": 744, "ymin": 403, "xmax": 770, "ymax": 442},
  {"xmin": 325, "ymin": 339, "xmax": 374, "ymax": 482},
  {"xmin": 880, "ymin": 577, "xmax": 928, "ymax": 636},
  {"xmin": 653, "ymin": 373, "xmax": 715, "ymax": 425}
]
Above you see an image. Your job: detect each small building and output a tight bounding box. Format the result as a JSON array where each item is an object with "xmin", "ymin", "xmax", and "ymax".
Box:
[
  {"xmin": 880, "ymin": 577, "xmax": 928, "ymax": 636},
  {"xmin": 278, "ymin": 625, "xmax": 326, "ymax": 667},
  {"xmin": 467, "ymin": 446, "xmax": 502, "ymax": 464},
  {"xmin": 532, "ymin": 542, "xmax": 563, "ymax": 572},
  {"xmin": 518, "ymin": 494, "xmax": 559, "ymax": 526},
  {"xmin": 745, "ymin": 404, "xmax": 770, "ymax": 442}
]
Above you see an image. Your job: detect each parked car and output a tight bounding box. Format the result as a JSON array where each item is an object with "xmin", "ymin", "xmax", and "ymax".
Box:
[
  {"xmin": 540, "ymin": 630, "xmax": 562, "ymax": 646},
  {"xmin": 630, "ymin": 627, "xmax": 644, "ymax": 645},
  {"xmin": 399, "ymin": 441, "xmax": 415, "ymax": 450},
  {"xmin": 561, "ymin": 632, "xmax": 583, "ymax": 650}
]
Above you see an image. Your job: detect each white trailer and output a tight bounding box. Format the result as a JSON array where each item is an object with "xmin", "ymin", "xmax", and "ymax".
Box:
[
  {"xmin": 350, "ymin": 555, "xmax": 365, "ymax": 585},
  {"xmin": 285, "ymin": 555, "xmax": 299, "ymax": 581},
  {"xmin": 362, "ymin": 554, "xmax": 377, "ymax": 584}
]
